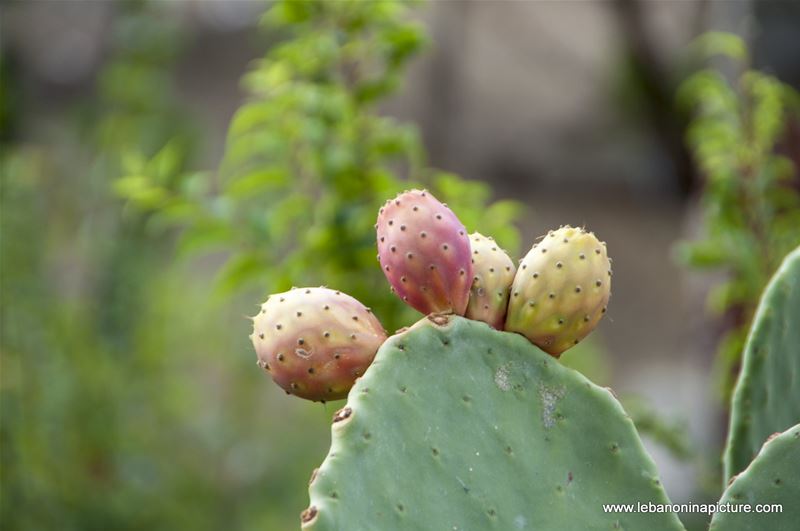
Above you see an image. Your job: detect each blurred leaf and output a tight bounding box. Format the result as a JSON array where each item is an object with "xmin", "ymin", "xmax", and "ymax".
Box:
[
  {"xmin": 228, "ymin": 102, "xmax": 276, "ymax": 137},
  {"xmin": 148, "ymin": 140, "xmax": 184, "ymax": 184},
  {"xmin": 121, "ymin": 150, "xmax": 147, "ymax": 175},
  {"xmin": 215, "ymin": 253, "xmax": 267, "ymax": 295},
  {"xmin": 114, "ymin": 175, "xmax": 169, "ymax": 208},
  {"xmin": 176, "ymin": 222, "xmax": 234, "ymax": 257},
  {"xmin": 382, "ymin": 24, "xmax": 426, "ymax": 66},
  {"xmin": 690, "ymin": 31, "xmax": 748, "ymax": 62},
  {"xmin": 674, "ymin": 239, "xmax": 729, "ymax": 268},
  {"xmin": 224, "ymin": 167, "xmax": 289, "ymax": 198}
]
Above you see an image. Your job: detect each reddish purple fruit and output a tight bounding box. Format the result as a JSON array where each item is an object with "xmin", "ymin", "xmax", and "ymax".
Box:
[
  {"xmin": 376, "ymin": 189, "xmax": 473, "ymax": 315},
  {"xmin": 251, "ymin": 287, "xmax": 387, "ymax": 402}
]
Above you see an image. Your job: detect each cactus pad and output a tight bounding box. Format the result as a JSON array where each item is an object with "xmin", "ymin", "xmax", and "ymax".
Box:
[
  {"xmin": 723, "ymin": 247, "xmax": 800, "ymax": 480},
  {"xmin": 303, "ymin": 316, "xmax": 683, "ymax": 530},
  {"xmin": 710, "ymin": 423, "xmax": 800, "ymax": 531}
]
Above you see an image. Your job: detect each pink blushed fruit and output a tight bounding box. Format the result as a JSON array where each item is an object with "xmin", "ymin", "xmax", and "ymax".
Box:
[
  {"xmin": 376, "ymin": 189, "xmax": 472, "ymax": 315},
  {"xmin": 251, "ymin": 287, "xmax": 387, "ymax": 401}
]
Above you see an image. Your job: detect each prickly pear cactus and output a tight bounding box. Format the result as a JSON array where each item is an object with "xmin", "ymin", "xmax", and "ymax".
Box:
[
  {"xmin": 376, "ymin": 189, "xmax": 473, "ymax": 315},
  {"xmin": 723, "ymin": 247, "xmax": 800, "ymax": 481},
  {"xmin": 711, "ymin": 424, "xmax": 800, "ymax": 531},
  {"xmin": 250, "ymin": 287, "xmax": 387, "ymax": 402},
  {"xmin": 303, "ymin": 316, "xmax": 683, "ymax": 531},
  {"xmin": 465, "ymin": 232, "xmax": 516, "ymax": 329},
  {"xmin": 505, "ymin": 226, "xmax": 612, "ymax": 357}
]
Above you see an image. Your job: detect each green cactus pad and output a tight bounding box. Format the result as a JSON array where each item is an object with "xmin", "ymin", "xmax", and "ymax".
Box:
[
  {"xmin": 710, "ymin": 423, "xmax": 800, "ymax": 531},
  {"xmin": 723, "ymin": 247, "xmax": 800, "ymax": 481},
  {"xmin": 303, "ymin": 316, "xmax": 684, "ymax": 530}
]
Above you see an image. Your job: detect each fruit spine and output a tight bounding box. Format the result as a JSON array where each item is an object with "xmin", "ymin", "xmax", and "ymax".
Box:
[
  {"xmin": 250, "ymin": 287, "xmax": 387, "ymax": 402},
  {"xmin": 504, "ymin": 225, "xmax": 611, "ymax": 356},
  {"xmin": 376, "ymin": 189, "xmax": 472, "ymax": 315},
  {"xmin": 465, "ymin": 232, "xmax": 516, "ymax": 329}
]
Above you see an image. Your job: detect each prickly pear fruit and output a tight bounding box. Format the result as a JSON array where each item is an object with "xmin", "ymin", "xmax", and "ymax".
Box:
[
  {"xmin": 376, "ymin": 189, "xmax": 472, "ymax": 315},
  {"xmin": 250, "ymin": 287, "xmax": 387, "ymax": 402},
  {"xmin": 505, "ymin": 225, "xmax": 611, "ymax": 356},
  {"xmin": 465, "ymin": 232, "xmax": 516, "ymax": 329}
]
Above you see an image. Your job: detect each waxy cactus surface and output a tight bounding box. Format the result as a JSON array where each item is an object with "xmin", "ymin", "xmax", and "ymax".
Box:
[
  {"xmin": 465, "ymin": 232, "xmax": 516, "ymax": 329},
  {"xmin": 711, "ymin": 424, "xmax": 800, "ymax": 531},
  {"xmin": 723, "ymin": 246, "xmax": 800, "ymax": 481},
  {"xmin": 250, "ymin": 287, "xmax": 387, "ymax": 402},
  {"xmin": 505, "ymin": 226, "xmax": 611, "ymax": 357},
  {"xmin": 303, "ymin": 316, "xmax": 682, "ymax": 531},
  {"xmin": 376, "ymin": 189, "xmax": 472, "ymax": 316}
]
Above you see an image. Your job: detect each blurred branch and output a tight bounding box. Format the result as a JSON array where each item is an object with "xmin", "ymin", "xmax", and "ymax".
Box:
[{"xmin": 612, "ymin": 0, "xmax": 702, "ymax": 196}]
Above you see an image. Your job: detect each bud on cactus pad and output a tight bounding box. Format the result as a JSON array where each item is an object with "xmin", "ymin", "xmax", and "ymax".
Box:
[
  {"xmin": 376, "ymin": 189, "xmax": 472, "ymax": 315},
  {"xmin": 505, "ymin": 225, "xmax": 612, "ymax": 356},
  {"xmin": 465, "ymin": 232, "xmax": 516, "ymax": 329},
  {"xmin": 250, "ymin": 287, "xmax": 387, "ymax": 402}
]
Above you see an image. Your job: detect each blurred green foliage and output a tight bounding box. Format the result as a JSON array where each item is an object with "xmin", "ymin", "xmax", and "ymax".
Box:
[
  {"xmin": 114, "ymin": 0, "xmax": 521, "ymax": 333},
  {"xmin": 676, "ymin": 32, "xmax": 800, "ymax": 400},
  {"xmin": 0, "ymin": 3, "xmax": 324, "ymax": 529},
  {"xmin": 2, "ymin": 1, "xmax": 521, "ymax": 529}
]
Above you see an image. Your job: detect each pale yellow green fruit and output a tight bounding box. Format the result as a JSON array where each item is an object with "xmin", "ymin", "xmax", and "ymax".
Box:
[
  {"xmin": 465, "ymin": 232, "xmax": 516, "ymax": 329},
  {"xmin": 505, "ymin": 226, "xmax": 611, "ymax": 356}
]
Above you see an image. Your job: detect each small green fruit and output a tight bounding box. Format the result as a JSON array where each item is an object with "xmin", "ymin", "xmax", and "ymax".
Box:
[{"xmin": 505, "ymin": 226, "xmax": 611, "ymax": 356}]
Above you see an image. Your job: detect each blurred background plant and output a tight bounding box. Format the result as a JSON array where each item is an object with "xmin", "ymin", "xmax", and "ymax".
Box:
[
  {"xmin": 1, "ymin": 1, "xmax": 519, "ymax": 529},
  {"xmin": 113, "ymin": 0, "xmax": 521, "ymax": 333},
  {"xmin": 2, "ymin": 0, "xmax": 799, "ymax": 530},
  {"xmin": 676, "ymin": 31, "xmax": 800, "ymax": 401},
  {"xmin": 1, "ymin": 3, "xmax": 269, "ymax": 529}
]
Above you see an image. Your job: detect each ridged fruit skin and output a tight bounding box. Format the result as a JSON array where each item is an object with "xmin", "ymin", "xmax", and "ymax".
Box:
[
  {"xmin": 465, "ymin": 232, "xmax": 516, "ymax": 329},
  {"xmin": 376, "ymin": 189, "xmax": 472, "ymax": 315},
  {"xmin": 250, "ymin": 287, "xmax": 387, "ymax": 402},
  {"xmin": 505, "ymin": 225, "xmax": 611, "ymax": 357}
]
